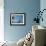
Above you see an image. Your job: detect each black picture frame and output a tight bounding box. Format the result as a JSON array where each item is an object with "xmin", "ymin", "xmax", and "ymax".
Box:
[{"xmin": 10, "ymin": 13, "xmax": 26, "ymax": 26}]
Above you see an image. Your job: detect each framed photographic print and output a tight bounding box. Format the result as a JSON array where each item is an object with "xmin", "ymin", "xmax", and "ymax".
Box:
[{"xmin": 10, "ymin": 13, "xmax": 26, "ymax": 26}]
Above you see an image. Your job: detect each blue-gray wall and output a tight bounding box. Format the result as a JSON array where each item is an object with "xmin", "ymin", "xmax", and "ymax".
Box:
[
  {"xmin": 4, "ymin": 0, "xmax": 40, "ymax": 42},
  {"xmin": 40, "ymin": 0, "xmax": 46, "ymax": 27}
]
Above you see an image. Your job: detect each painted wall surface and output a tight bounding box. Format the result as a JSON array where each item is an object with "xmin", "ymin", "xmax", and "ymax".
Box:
[
  {"xmin": 4, "ymin": 0, "xmax": 40, "ymax": 42},
  {"xmin": 40, "ymin": 0, "xmax": 46, "ymax": 27}
]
